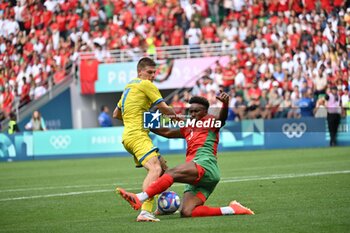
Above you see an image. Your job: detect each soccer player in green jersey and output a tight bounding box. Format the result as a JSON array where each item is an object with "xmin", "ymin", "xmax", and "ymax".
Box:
[{"xmin": 117, "ymin": 92, "xmax": 254, "ymax": 217}]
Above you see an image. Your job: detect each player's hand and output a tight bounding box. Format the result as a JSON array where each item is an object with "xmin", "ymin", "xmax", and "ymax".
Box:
[{"xmin": 216, "ymin": 90, "xmax": 229, "ymax": 105}]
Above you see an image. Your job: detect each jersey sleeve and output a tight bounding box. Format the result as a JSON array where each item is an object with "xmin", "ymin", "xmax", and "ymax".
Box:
[
  {"xmin": 139, "ymin": 80, "xmax": 163, "ymax": 105},
  {"xmin": 117, "ymin": 97, "xmax": 122, "ymax": 109}
]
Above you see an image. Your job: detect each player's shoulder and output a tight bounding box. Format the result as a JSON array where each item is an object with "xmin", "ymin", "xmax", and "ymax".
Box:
[
  {"xmin": 139, "ymin": 79, "xmax": 158, "ymax": 90},
  {"xmin": 127, "ymin": 78, "xmax": 142, "ymax": 85},
  {"xmin": 140, "ymin": 79, "xmax": 155, "ymax": 86}
]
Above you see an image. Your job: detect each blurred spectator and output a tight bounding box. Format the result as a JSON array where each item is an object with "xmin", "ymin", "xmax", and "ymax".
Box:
[
  {"xmin": 314, "ymin": 97, "xmax": 328, "ymax": 118},
  {"xmin": 25, "ymin": 110, "xmax": 47, "ymax": 131},
  {"xmin": 341, "ymin": 87, "xmax": 349, "ymax": 115},
  {"xmin": 325, "ymin": 86, "xmax": 342, "ymax": 146},
  {"xmin": 222, "ymin": 64, "xmax": 235, "ymax": 92},
  {"xmin": 268, "ymin": 88, "xmax": 283, "ymax": 118},
  {"xmin": 186, "ymin": 21, "xmax": 202, "ymax": 53},
  {"xmin": 259, "ymin": 89, "xmax": 271, "ymax": 119},
  {"xmin": 170, "ymin": 25, "xmax": 184, "ymax": 46},
  {"xmin": 98, "ymin": 105, "xmax": 113, "ymax": 127},
  {"xmin": 170, "ymin": 93, "xmax": 186, "ymax": 115},
  {"xmin": 191, "ymin": 80, "xmax": 202, "ymax": 97},
  {"xmin": 207, "ymin": 0, "xmax": 219, "ymax": 24},
  {"xmin": 180, "ymin": 90, "xmax": 192, "ymax": 109},
  {"xmin": 275, "ymin": 91, "xmax": 292, "ymax": 118},
  {"xmin": 313, "ymin": 64, "xmax": 328, "ymax": 99},
  {"xmin": 19, "ymin": 76, "xmax": 30, "ymax": 107},
  {"xmin": 212, "ymin": 64, "xmax": 223, "ymax": 86},
  {"xmin": 33, "ymin": 80, "xmax": 47, "ymax": 100},
  {"xmin": 246, "ymin": 95, "xmax": 261, "ymax": 119},
  {"xmin": 1, "ymin": 85, "xmax": 14, "ymax": 117},
  {"xmin": 207, "ymin": 90, "xmax": 222, "ymax": 116},
  {"xmin": 201, "ymin": 18, "xmax": 216, "ymax": 44},
  {"xmin": 7, "ymin": 112, "xmax": 19, "ymax": 134},
  {"xmin": 298, "ymin": 89, "xmax": 315, "ymax": 117},
  {"xmin": 273, "ymin": 65, "xmax": 285, "ymax": 83},
  {"xmin": 205, "ymin": 76, "xmax": 218, "ymax": 93},
  {"xmin": 232, "ymin": 94, "xmax": 246, "ymax": 121},
  {"xmin": 246, "ymin": 80, "xmax": 262, "ymax": 103}
]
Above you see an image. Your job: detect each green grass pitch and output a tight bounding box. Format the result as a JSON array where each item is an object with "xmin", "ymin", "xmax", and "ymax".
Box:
[{"xmin": 0, "ymin": 147, "xmax": 350, "ymax": 233}]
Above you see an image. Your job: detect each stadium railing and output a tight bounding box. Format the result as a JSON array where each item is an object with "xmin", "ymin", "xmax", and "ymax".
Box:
[
  {"xmin": 0, "ymin": 63, "xmax": 76, "ymax": 131},
  {"xmin": 78, "ymin": 42, "xmax": 233, "ymax": 62},
  {"xmin": 78, "ymin": 42, "xmax": 232, "ymax": 104}
]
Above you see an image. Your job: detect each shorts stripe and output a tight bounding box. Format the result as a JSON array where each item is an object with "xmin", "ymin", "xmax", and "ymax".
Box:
[
  {"xmin": 196, "ymin": 192, "xmax": 206, "ymax": 203},
  {"xmin": 193, "ymin": 162, "xmax": 206, "ymax": 185},
  {"xmin": 139, "ymin": 147, "xmax": 159, "ymax": 164}
]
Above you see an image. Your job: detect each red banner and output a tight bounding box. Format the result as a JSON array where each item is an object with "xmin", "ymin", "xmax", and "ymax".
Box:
[{"xmin": 80, "ymin": 59, "xmax": 99, "ymax": 94}]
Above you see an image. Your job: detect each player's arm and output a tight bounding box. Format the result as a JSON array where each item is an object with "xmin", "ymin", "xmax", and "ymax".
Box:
[
  {"xmin": 113, "ymin": 98, "xmax": 123, "ymax": 121},
  {"xmin": 112, "ymin": 106, "xmax": 122, "ymax": 121},
  {"xmin": 150, "ymin": 127, "xmax": 183, "ymax": 138},
  {"xmin": 215, "ymin": 90, "xmax": 230, "ymax": 127},
  {"xmin": 142, "ymin": 80, "xmax": 184, "ymax": 121},
  {"xmin": 156, "ymin": 101, "xmax": 184, "ymax": 121}
]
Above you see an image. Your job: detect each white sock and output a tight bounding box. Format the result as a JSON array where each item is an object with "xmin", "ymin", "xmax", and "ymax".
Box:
[
  {"xmin": 136, "ymin": 192, "xmax": 149, "ymax": 202},
  {"xmin": 220, "ymin": 206, "xmax": 234, "ymax": 215}
]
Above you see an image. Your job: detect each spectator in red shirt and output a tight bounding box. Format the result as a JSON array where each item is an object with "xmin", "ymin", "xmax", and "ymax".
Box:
[
  {"xmin": 170, "ymin": 93, "xmax": 186, "ymax": 115},
  {"xmin": 249, "ymin": 0, "xmax": 263, "ymax": 18},
  {"xmin": 154, "ymin": 8, "xmax": 165, "ymax": 31},
  {"xmin": 42, "ymin": 6, "xmax": 53, "ymax": 28},
  {"xmin": 20, "ymin": 77, "xmax": 31, "ymax": 107},
  {"xmin": 2, "ymin": 85, "xmax": 14, "ymax": 115},
  {"xmin": 60, "ymin": 0, "xmax": 72, "ymax": 12},
  {"xmin": 201, "ymin": 19, "xmax": 216, "ymax": 43},
  {"xmin": 246, "ymin": 80, "xmax": 262, "ymax": 101},
  {"xmin": 222, "ymin": 65, "xmax": 235, "ymax": 92},
  {"xmin": 56, "ymin": 11, "xmax": 67, "ymax": 38},
  {"xmin": 170, "ymin": 25, "xmax": 184, "ymax": 46},
  {"xmin": 32, "ymin": 4, "xmax": 44, "ymax": 30},
  {"xmin": 243, "ymin": 61, "xmax": 256, "ymax": 87}
]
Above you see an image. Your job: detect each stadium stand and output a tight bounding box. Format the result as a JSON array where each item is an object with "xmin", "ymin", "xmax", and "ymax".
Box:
[{"xmin": 0, "ymin": 0, "xmax": 349, "ymax": 123}]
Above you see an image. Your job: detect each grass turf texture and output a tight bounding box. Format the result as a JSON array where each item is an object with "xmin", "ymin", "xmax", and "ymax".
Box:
[{"xmin": 0, "ymin": 147, "xmax": 350, "ymax": 233}]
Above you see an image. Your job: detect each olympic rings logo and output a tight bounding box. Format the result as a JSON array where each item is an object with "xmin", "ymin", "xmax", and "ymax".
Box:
[
  {"xmin": 282, "ymin": 123, "xmax": 307, "ymax": 138},
  {"xmin": 50, "ymin": 135, "xmax": 71, "ymax": 149}
]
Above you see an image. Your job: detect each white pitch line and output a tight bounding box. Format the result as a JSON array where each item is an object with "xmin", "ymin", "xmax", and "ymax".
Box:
[
  {"xmin": 219, "ymin": 170, "xmax": 350, "ymax": 183},
  {"xmin": 0, "ymin": 189, "xmax": 112, "ymax": 201},
  {"xmin": 0, "ymin": 182, "xmax": 136, "ymax": 193},
  {"xmin": 0, "ymin": 170, "xmax": 349, "ymax": 202}
]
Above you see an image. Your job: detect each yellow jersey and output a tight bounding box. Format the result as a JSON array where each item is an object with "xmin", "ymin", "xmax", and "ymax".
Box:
[{"xmin": 117, "ymin": 78, "xmax": 163, "ymax": 141}]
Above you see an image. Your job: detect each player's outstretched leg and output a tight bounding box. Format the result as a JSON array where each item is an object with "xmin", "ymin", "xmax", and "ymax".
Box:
[
  {"xmin": 116, "ymin": 188, "xmax": 142, "ymax": 210},
  {"xmin": 229, "ymin": 200, "xmax": 255, "ymax": 215},
  {"xmin": 189, "ymin": 202, "xmax": 254, "ymax": 217}
]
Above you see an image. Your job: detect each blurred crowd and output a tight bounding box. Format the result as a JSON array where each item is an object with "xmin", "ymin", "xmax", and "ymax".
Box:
[{"xmin": 0, "ymin": 0, "xmax": 350, "ymax": 122}]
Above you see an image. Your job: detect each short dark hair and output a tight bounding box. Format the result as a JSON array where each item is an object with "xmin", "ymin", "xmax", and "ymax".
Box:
[
  {"xmin": 189, "ymin": 96, "xmax": 210, "ymax": 110},
  {"xmin": 137, "ymin": 57, "xmax": 156, "ymax": 72},
  {"xmin": 9, "ymin": 112, "xmax": 16, "ymax": 120},
  {"xmin": 101, "ymin": 105, "xmax": 107, "ymax": 112}
]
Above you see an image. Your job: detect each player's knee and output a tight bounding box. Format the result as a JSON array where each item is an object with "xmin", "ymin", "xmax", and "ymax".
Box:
[
  {"xmin": 180, "ymin": 207, "xmax": 193, "ymax": 218},
  {"xmin": 145, "ymin": 157, "xmax": 163, "ymax": 175},
  {"xmin": 148, "ymin": 163, "xmax": 163, "ymax": 176}
]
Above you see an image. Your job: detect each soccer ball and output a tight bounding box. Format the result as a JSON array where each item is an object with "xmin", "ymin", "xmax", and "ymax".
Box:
[{"xmin": 157, "ymin": 191, "xmax": 181, "ymax": 214}]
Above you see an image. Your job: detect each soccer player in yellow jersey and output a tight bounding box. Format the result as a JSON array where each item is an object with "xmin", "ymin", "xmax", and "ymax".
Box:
[{"xmin": 113, "ymin": 57, "xmax": 180, "ymax": 222}]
